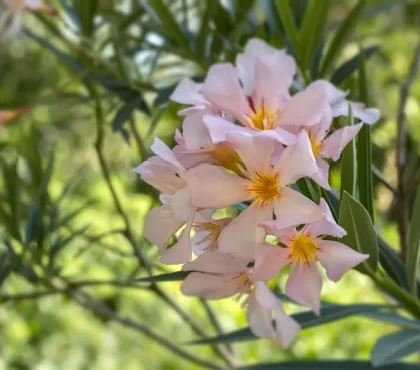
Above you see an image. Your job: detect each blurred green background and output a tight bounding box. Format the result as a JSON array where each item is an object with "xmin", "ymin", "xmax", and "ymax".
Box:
[{"xmin": 1, "ymin": 0, "xmax": 420, "ymax": 369}]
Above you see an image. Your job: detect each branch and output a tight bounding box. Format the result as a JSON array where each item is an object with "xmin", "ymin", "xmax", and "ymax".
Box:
[
  {"xmin": 71, "ymin": 291, "xmax": 223, "ymax": 370},
  {"xmin": 372, "ymin": 165, "xmax": 397, "ymax": 194},
  {"xmin": 396, "ymin": 41, "xmax": 420, "ymax": 261}
]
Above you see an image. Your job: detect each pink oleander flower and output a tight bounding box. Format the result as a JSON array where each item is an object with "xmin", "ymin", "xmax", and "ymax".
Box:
[
  {"xmin": 305, "ymin": 110, "xmax": 363, "ymax": 190},
  {"xmin": 133, "ymin": 138, "xmax": 196, "ymax": 265},
  {"xmin": 0, "ymin": 105, "xmax": 31, "ymax": 125},
  {"xmin": 308, "ymin": 80, "xmax": 380, "ymax": 125},
  {"xmin": 0, "ymin": 0, "xmax": 57, "ymax": 39},
  {"xmin": 187, "ymin": 131, "xmax": 324, "ymax": 260},
  {"xmin": 181, "ymin": 251, "xmax": 300, "ymax": 347},
  {"xmin": 252, "ymin": 199, "xmax": 369, "ymax": 314}
]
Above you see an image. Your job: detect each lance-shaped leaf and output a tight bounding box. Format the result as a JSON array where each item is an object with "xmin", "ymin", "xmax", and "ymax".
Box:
[
  {"xmin": 74, "ymin": 0, "xmax": 98, "ymax": 37},
  {"xmin": 340, "ymin": 107, "xmax": 357, "ymax": 201},
  {"xmin": 371, "ymin": 330, "xmax": 420, "ymax": 367},
  {"xmin": 274, "ymin": 0, "xmax": 300, "ymax": 60},
  {"xmin": 407, "ymin": 188, "xmax": 420, "ymax": 295},
  {"xmin": 339, "ymin": 192, "xmax": 378, "ymax": 273}
]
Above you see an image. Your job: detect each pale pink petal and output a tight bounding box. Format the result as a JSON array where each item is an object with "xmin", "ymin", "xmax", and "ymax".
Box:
[
  {"xmin": 182, "ymin": 112, "xmax": 213, "ymax": 150},
  {"xmin": 279, "ymin": 84, "xmax": 330, "ymax": 127},
  {"xmin": 252, "ymin": 243, "xmax": 290, "ymax": 281},
  {"xmin": 203, "ymin": 115, "xmax": 251, "ymax": 144},
  {"xmin": 183, "ymin": 251, "xmax": 248, "ymax": 274},
  {"xmin": 332, "ymin": 100, "xmax": 380, "ymax": 125},
  {"xmin": 311, "ymin": 109, "xmax": 333, "ymax": 142},
  {"xmin": 258, "ymin": 221, "xmax": 297, "ymax": 242},
  {"xmin": 218, "ymin": 202, "xmax": 272, "ymax": 260},
  {"xmin": 247, "ymin": 289, "xmax": 275, "ymax": 339},
  {"xmin": 181, "ymin": 272, "xmax": 239, "ymax": 299},
  {"xmin": 171, "ymin": 187, "xmax": 193, "ymax": 221},
  {"xmin": 200, "ymin": 63, "xmax": 249, "ymax": 122},
  {"xmin": 227, "ymin": 132, "xmax": 275, "ymax": 175},
  {"xmin": 286, "ymin": 262, "xmax": 322, "ymax": 314},
  {"xmin": 275, "ymin": 130, "xmax": 318, "ymax": 185},
  {"xmin": 187, "ymin": 164, "xmax": 251, "ymax": 209},
  {"xmin": 178, "ymin": 106, "xmax": 205, "ymax": 116},
  {"xmin": 274, "ymin": 308, "xmax": 301, "ymax": 347},
  {"xmin": 255, "ymin": 128, "xmax": 296, "ymax": 146},
  {"xmin": 311, "ymin": 158, "xmax": 330, "ymax": 190},
  {"xmin": 274, "ymin": 187, "xmax": 324, "ymax": 229},
  {"xmin": 144, "ymin": 205, "xmax": 184, "ymax": 250},
  {"xmin": 316, "ymin": 240, "xmax": 369, "ymax": 282},
  {"xmin": 253, "ymin": 52, "xmax": 295, "ymax": 107},
  {"xmin": 321, "ymin": 123, "xmax": 362, "ymax": 161},
  {"xmin": 170, "ymin": 77, "xmax": 206, "ymax": 106},
  {"xmin": 151, "ymin": 138, "xmax": 186, "ymax": 176},
  {"xmin": 307, "ymin": 80, "xmax": 347, "ymax": 107}
]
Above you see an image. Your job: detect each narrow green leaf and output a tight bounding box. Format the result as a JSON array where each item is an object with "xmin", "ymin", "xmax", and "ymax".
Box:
[
  {"xmin": 290, "ymin": 0, "xmax": 309, "ymax": 28},
  {"xmin": 111, "ymin": 97, "xmax": 147, "ymax": 134},
  {"xmin": 371, "ymin": 330, "xmax": 420, "ymax": 367},
  {"xmin": 299, "ymin": 0, "xmax": 329, "ymax": 72},
  {"xmin": 331, "ymin": 45, "xmax": 380, "ymax": 86},
  {"xmin": 407, "ymin": 188, "xmax": 420, "ymax": 295},
  {"xmin": 296, "ymin": 178, "xmax": 318, "ymax": 203},
  {"xmin": 196, "ymin": 2, "xmax": 216, "ymax": 59},
  {"xmin": 364, "ymin": 311, "xmax": 420, "ymax": 331},
  {"xmin": 74, "ymin": 0, "xmax": 98, "ymax": 37},
  {"xmin": 235, "ymin": 360, "xmax": 420, "ymax": 370},
  {"xmin": 338, "ymin": 192, "xmax": 378, "ymax": 273},
  {"xmin": 320, "ymin": 0, "xmax": 366, "ymax": 76},
  {"xmin": 340, "ymin": 107, "xmax": 357, "ymax": 200},
  {"xmin": 140, "ymin": 0, "xmax": 190, "ymax": 51},
  {"xmin": 133, "ymin": 271, "xmax": 189, "ymax": 283},
  {"xmin": 357, "ymin": 52, "xmax": 374, "ymax": 221},
  {"xmin": 192, "ymin": 303, "xmax": 385, "ymax": 344},
  {"xmin": 274, "ymin": 0, "xmax": 300, "ymax": 59}
]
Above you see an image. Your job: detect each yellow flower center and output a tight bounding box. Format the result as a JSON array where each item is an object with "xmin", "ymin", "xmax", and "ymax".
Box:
[
  {"xmin": 289, "ymin": 234, "xmax": 319, "ymax": 264},
  {"xmin": 248, "ymin": 105, "xmax": 279, "ymax": 131},
  {"xmin": 247, "ymin": 171, "xmax": 281, "ymax": 207},
  {"xmin": 192, "ymin": 222, "xmax": 221, "ymax": 252},
  {"xmin": 309, "ymin": 135, "xmax": 321, "ymax": 157},
  {"xmin": 231, "ymin": 272, "xmax": 253, "ymax": 293},
  {"xmin": 211, "ymin": 143, "xmax": 245, "ymax": 175}
]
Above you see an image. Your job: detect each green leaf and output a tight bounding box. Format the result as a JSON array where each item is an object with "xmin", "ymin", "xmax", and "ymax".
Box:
[
  {"xmin": 74, "ymin": 0, "xmax": 98, "ymax": 37},
  {"xmin": 331, "ymin": 45, "xmax": 380, "ymax": 86},
  {"xmin": 407, "ymin": 188, "xmax": 420, "ymax": 295},
  {"xmin": 274, "ymin": 0, "xmax": 300, "ymax": 60},
  {"xmin": 340, "ymin": 107, "xmax": 357, "ymax": 200},
  {"xmin": 364, "ymin": 311, "xmax": 420, "ymax": 331},
  {"xmin": 338, "ymin": 192, "xmax": 378, "ymax": 273},
  {"xmin": 133, "ymin": 271, "xmax": 189, "ymax": 283},
  {"xmin": 371, "ymin": 330, "xmax": 420, "ymax": 366},
  {"xmin": 299, "ymin": 0, "xmax": 329, "ymax": 72},
  {"xmin": 140, "ymin": 0, "xmax": 190, "ymax": 51},
  {"xmin": 192, "ymin": 303, "xmax": 385, "ymax": 344},
  {"xmin": 320, "ymin": 0, "xmax": 366, "ymax": 76},
  {"xmin": 290, "ymin": 0, "xmax": 309, "ymax": 28},
  {"xmin": 235, "ymin": 360, "xmax": 420, "ymax": 370},
  {"xmin": 357, "ymin": 52, "xmax": 374, "ymax": 221},
  {"xmin": 196, "ymin": 2, "xmax": 216, "ymax": 60},
  {"xmin": 111, "ymin": 97, "xmax": 148, "ymax": 134},
  {"xmin": 296, "ymin": 178, "xmax": 318, "ymax": 203}
]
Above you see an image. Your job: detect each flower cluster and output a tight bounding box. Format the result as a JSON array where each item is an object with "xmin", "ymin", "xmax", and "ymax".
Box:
[
  {"xmin": 0, "ymin": 0, "xmax": 57, "ymax": 39},
  {"xmin": 134, "ymin": 39, "xmax": 379, "ymax": 347}
]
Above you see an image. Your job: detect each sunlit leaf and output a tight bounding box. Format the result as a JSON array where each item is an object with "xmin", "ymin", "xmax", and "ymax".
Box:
[{"xmin": 339, "ymin": 192, "xmax": 378, "ymax": 273}]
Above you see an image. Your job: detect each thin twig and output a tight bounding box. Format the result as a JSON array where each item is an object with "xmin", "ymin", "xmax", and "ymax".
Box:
[
  {"xmin": 396, "ymin": 41, "xmax": 420, "ymax": 261},
  {"xmin": 372, "ymin": 165, "xmax": 397, "ymax": 194},
  {"xmin": 71, "ymin": 291, "xmax": 223, "ymax": 370}
]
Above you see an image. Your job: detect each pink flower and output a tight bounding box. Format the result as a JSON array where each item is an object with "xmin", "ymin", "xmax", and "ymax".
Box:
[
  {"xmin": 253, "ymin": 199, "xmax": 369, "ymax": 314},
  {"xmin": 133, "ymin": 138, "xmax": 196, "ymax": 265},
  {"xmin": 308, "ymin": 80, "xmax": 380, "ymax": 124},
  {"xmin": 187, "ymin": 131, "xmax": 324, "ymax": 260},
  {"xmin": 1, "ymin": 0, "xmax": 57, "ymax": 39},
  {"xmin": 181, "ymin": 251, "xmax": 300, "ymax": 347},
  {"xmin": 305, "ymin": 110, "xmax": 363, "ymax": 189}
]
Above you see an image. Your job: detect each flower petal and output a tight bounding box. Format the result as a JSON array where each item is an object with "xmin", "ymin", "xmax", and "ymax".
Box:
[
  {"xmin": 187, "ymin": 163, "xmax": 251, "ymax": 208},
  {"xmin": 317, "ymin": 239, "xmax": 369, "ymax": 282},
  {"xmin": 227, "ymin": 132, "xmax": 275, "ymax": 175},
  {"xmin": 286, "ymin": 262, "xmax": 322, "ymax": 314},
  {"xmin": 170, "ymin": 77, "xmax": 206, "ymax": 106},
  {"xmin": 201, "ymin": 63, "xmax": 249, "ymax": 122},
  {"xmin": 181, "ymin": 272, "xmax": 239, "ymax": 299},
  {"xmin": 218, "ymin": 202, "xmax": 272, "ymax": 260},
  {"xmin": 171, "ymin": 187, "xmax": 193, "ymax": 221},
  {"xmin": 279, "ymin": 84, "xmax": 330, "ymax": 127},
  {"xmin": 151, "ymin": 138, "xmax": 186, "ymax": 176},
  {"xmin": 182, "ymin": 111, "xmax": 213, "ymax": 150},
  {"xmin": 204, "ymin": 115, "xmax": 251, "ymax": 144},
  {"xmin": 258, "ymin": 221, "xmax": 297, "ymax": 242},
  {"xmin": 144, "ymin": 205, "xmax": 184, "ymax": 250},
  {"xmin": 274, "ymin": 187, "xmax": 324, "ymax": 229},
  {"xmin": 183, "ymin": 251, "xmax": 248, "ymax": 274},
  {"xmin": 252, "ymin": 243, "xmax": 290, "ymax": 281},
  {"xmin": 274, "ymin": 308, "xmax": 301, "ymax": 348},
  {"xmin": 247, "ymin": 288, "xmax": 275, "ymax": 339},
  {"xmin": 275, "ymin": 130, "xmax": 318, "ymax": 185},
  {"xmin": 311, "ymin": 158, "xmax": 331, "ymax": 190},
  {"xmin": 321, "ymin": 123, "xmax": 363, "ymax": 161}
]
